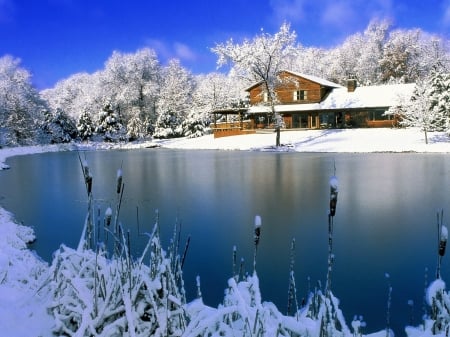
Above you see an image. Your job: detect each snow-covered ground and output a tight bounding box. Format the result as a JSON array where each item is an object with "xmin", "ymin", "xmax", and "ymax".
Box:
[
  {"xmin": 0, "ymin": 127, "xmax": 449, "ymax": 337},
  {"xmin": 159, "ymin": 128, "xmax": 450, "ymax": 152}
]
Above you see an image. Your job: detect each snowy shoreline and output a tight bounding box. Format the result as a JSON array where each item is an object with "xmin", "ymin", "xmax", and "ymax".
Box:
[
  {"xmin": 0, "ymin": 127, "xmax": 450, "ymax": 337},
  {"xmin": 1, "ymin": 128, "xmax": 450, "ymax": 171}
]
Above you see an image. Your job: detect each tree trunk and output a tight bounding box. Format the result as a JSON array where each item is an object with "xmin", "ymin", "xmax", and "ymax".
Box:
[
  {"xmin": 275, "ymin": 127, "xmax": 280, "ymax": 147},
  {"xmin": 424, "ymin": 128, "xmax": 428, "ymax": 144}
]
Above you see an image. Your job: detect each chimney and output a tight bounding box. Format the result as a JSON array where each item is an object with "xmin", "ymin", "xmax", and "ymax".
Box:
[{"xmin": 347, "ymin": 78, "xmax": 357, "ymax": 92}]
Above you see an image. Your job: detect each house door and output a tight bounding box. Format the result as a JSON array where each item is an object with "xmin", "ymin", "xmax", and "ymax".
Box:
[{"xmin": 309, "ymin": 113, "xmax": 318, "ymax": 128}]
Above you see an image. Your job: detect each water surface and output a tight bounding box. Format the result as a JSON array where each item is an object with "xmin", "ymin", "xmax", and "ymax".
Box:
[{"xmin": 1, "ymin": 149, "xmax": 450, "ymax": 335}]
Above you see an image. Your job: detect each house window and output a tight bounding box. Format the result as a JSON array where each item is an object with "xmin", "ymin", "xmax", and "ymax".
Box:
[
  {"xmin": 293, "ymin": 90, "xmax": 307, "ymax": 101},
  {"xmin": 370, "ymin": 109, "xmax": 390, "ymax": 121},
  {"xmin": 263, "ymin": 92, "xmax": 268, "ymax": 102}
]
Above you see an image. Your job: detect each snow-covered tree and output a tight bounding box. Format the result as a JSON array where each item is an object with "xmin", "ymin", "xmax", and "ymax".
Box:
[
  {"xmin": 41, "ymin": 72, "xmax": 103, "ymax": 122},
  {"xmin": 212, "ymin": 22, "xmax": 297, "ymax": 146},
  {"xmin": 77, "ymin": 109, "xmax": 95, "ymax": 141},
  {"xmin": 380, "ymin": 29, "xmax": 423, "ymax": 83},
  {"xmin": 181, "ymin": 72, "xmax": 248, "ymax": 138},
  {"xmin": 0, "ymin": 55, "xmax": 46, "ymax": 146},
  {"xmin": 126, "ymin": 107, "xmax": 152, "ymax": 140},
  {"xmin": 101, "ymin": 48, "xmax": 161, "ymax": 133},
  {"xmin": 95, "ymin": 104, "xmax": 127, "ymax": 142},
  {"xmin": 357, "ymin": 20, "xmax": 390, "ymax": 85},
  {"xmin": 154, "ymin": 59, "xmax": 194, "ymax": 138},
  {"xmin": 397, "ymin": 69, "xmax": 450, "ymax": 143},
  {"xmin": 284, "ymin": 45, "xmax": 329, "ymax": 79},
  {"xmin": 428, "ymin": 69, "xmax": 450, "ymax": 132},
  {"xmin": 40, "ymin": 108, "xmax": 77, "ymax": 143}
]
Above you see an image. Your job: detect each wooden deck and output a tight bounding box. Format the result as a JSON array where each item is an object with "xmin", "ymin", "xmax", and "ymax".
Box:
[{"xmin": 211, "ymin": 121, "xmax": 256, "ymax": 138}]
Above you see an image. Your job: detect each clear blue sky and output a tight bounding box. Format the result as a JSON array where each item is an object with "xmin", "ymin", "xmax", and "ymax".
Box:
[{"xmin": 1, "ymin": 0, "xmax": 449, "ymax": 89}]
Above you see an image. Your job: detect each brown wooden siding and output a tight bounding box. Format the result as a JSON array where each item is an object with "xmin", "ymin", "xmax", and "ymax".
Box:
[
  {"xmin": 249, "ymin": 86, "xmax": 264, "ymax": 105},
  {"xmin": 276, "ymin": 71, "xmax": 323, "ymax": 103},
  {"xmin": 248, "ymin": 72, "xmax": 329, "ymax": 105}
]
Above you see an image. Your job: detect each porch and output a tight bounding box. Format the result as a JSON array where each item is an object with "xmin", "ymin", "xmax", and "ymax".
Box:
[{"xmin": 210, "ymin": 107, "xmax": 398, "ymax": 137}]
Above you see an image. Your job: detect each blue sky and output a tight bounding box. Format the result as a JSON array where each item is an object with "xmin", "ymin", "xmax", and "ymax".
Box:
[{"xmin": 1, "ymin": 0, "xmax": 449, "ymax": 89}]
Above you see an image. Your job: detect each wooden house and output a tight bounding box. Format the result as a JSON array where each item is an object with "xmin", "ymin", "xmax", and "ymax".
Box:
[{"xmin": 211, "ymin": 70, "xmax": 415, "ymax": 137}]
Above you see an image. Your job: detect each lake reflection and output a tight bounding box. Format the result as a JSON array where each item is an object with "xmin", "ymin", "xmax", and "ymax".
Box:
[{"xmin": 1, "ymin": 149, "xmax": 450, "ymax": 335}]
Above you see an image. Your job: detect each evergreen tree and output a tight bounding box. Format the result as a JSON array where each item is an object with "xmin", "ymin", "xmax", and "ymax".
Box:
[
  {"xmin": 95, "ymin": 104, "xmax": 126, "ymax": 142},
  {"xmin": 399, "ymin": 69, "xmax": 450, "ymax": 143},
  {"xmin": 41, "ymin": 108, "xmax": 77, "ymax": 143},
  {"xmin": 428, "ymin": 69, "xmax": 450, "ymax": 132},
  {"xmin": 181, "ymin": 109, "xmax": 210, "ymax": 138},
  {"xmin": 126, "ymin": 107, "xmax": 151, "ymax": 141},
  {"xmin": 77, "ymin": 109, "xmax": 95, "ymax": 141}
]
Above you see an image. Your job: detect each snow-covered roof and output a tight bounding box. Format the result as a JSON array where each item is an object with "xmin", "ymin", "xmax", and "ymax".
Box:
[
  {"xmin": 280, "ymin": 70, "xmax": 343, "ymax": 88},
  {"xmin": 247, "ymin": 82, "xmax": 416, "ymax": 113},
  {"xmin": 244, "ymin": 71, "xmax": 342, "ymax": 92},
  {"xmin": 321, "ymin": 83, "xmax": 416, "ymax": 109}
]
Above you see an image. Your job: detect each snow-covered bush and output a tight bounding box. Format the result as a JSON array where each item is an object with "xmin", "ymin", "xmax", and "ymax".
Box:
[
  {"xmin": 181, "ymin": 109, "xmax": 211, "ymax": 138},
  {"xmin": 48, "ymin": 222, "xmax": 187, "ymax": 337},
  {"xmin": 48, "ymin": 162, "xmax": 188, "ymax": 336}
]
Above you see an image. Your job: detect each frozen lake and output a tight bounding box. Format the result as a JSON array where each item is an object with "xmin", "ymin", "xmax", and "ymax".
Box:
[{"xmin": 1, "ymin": 149, "xmax": 450, "ymax": 335}]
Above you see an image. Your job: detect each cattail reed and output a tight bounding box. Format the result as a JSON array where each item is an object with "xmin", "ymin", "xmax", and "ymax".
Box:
[
  {"xmin": 287, "ymin": 238, "xmax": 297, "ymax": 316},
  {"xmin": 105, "ymin": 207, "xmax": 112, "ymax": 227},
  {"xmin": 329, "ymin": 176, "xmax": 338, "ymax": 217},
  {"xmin": 180, "ymin": 235, "xmax": 190, "ymax": 270},
  {"xmin": 385, "ymin": 273, "xmax": 392, "ymax": 337},
  {"xmin": 439, "ymin": 225, "xmax": 447, "ymax": 257},
  {"xmin": 253, "ymin": 215, "xmax": 262, "ymax": 273},
  {"xmin": 233, "ymin": 245, "xmax": 238, "ymax": 282},
  {"xmin": 436, "ymin": 210, "xmax": 447, "ymax": 279},
  {"xmin": 408, "ymin": 299, "xmax": 414, "ymax": 326},
  {"xmin": 81, "ymin": 159, "xmax": 93, "ymax": 195},
  {"xmin": 326, "ymin": 174, "xmax": 338, "ymax": 295},
  {"xmin": 196, "ymin": 275, "xmax": 202, "ymax": 298},
  {"xmin": 116, "ymin": 168, "xmax": 123, "ymax": 194}
]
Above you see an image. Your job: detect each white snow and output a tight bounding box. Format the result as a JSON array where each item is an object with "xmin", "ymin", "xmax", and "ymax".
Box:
[
  {"xmin": 321, "ymin": 83, "xmax": 416, "ymax": 109},
  {"xmin": 329, "ymin": 176, "xmax": 339, "ymax": 190},
  {"xmin": 159, "ymin": 128, "xmax": 450, "ymax": 153},
  {"xmin": 442, "ymin": 225, "xmax": 448, "ymax": 241},
  {"xmin": 0, "ymin": 127, "xmax": 450, "ymax": 337},
  {"xmin": 426, "ymin": 278, "xmax": 446, "ymax": 306},
  {"xmin": 254, "ymin": 215, "xmax": 262, "ymax": 228}
]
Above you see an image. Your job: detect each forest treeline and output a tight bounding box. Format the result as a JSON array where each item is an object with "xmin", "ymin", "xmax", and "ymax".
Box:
[{"xmin": 0, "ymin": 20, "xmax": 449, "ymax": 146}]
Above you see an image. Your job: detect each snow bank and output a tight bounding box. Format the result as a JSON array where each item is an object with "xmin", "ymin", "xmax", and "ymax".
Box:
[{"xmin": 0, "ymin": 207, "xmax": 53, "ymax": 337}]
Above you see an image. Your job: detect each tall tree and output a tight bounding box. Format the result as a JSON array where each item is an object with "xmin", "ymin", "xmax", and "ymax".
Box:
[
  {"xmin": 398, "ymin": 69, "xmax": 450, "ymax": 143},
  {"xmin": 212, "ymin": 22, "xmax": 297, "ymax": 146},
  {"xmin": 101, "ymin": 48, "xmax": 161, "ymax": 135},
  {"xmin": 41, "ymin": 72, "xmax": 102, "ymax": 122},
  {"xmin": 0, "ymin": 55, "xmax": 46, "ymax": 146},
  {"xmin": 183, "ymin": 72, "xmax": 248, "ymax": 137},
  {"xmin": 154, "ymin": 59, "xmax": 194, "ymax": 138},
  {"xmin": 428, "ymin": 69, "xmax": 450, "ymax": 132}
]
